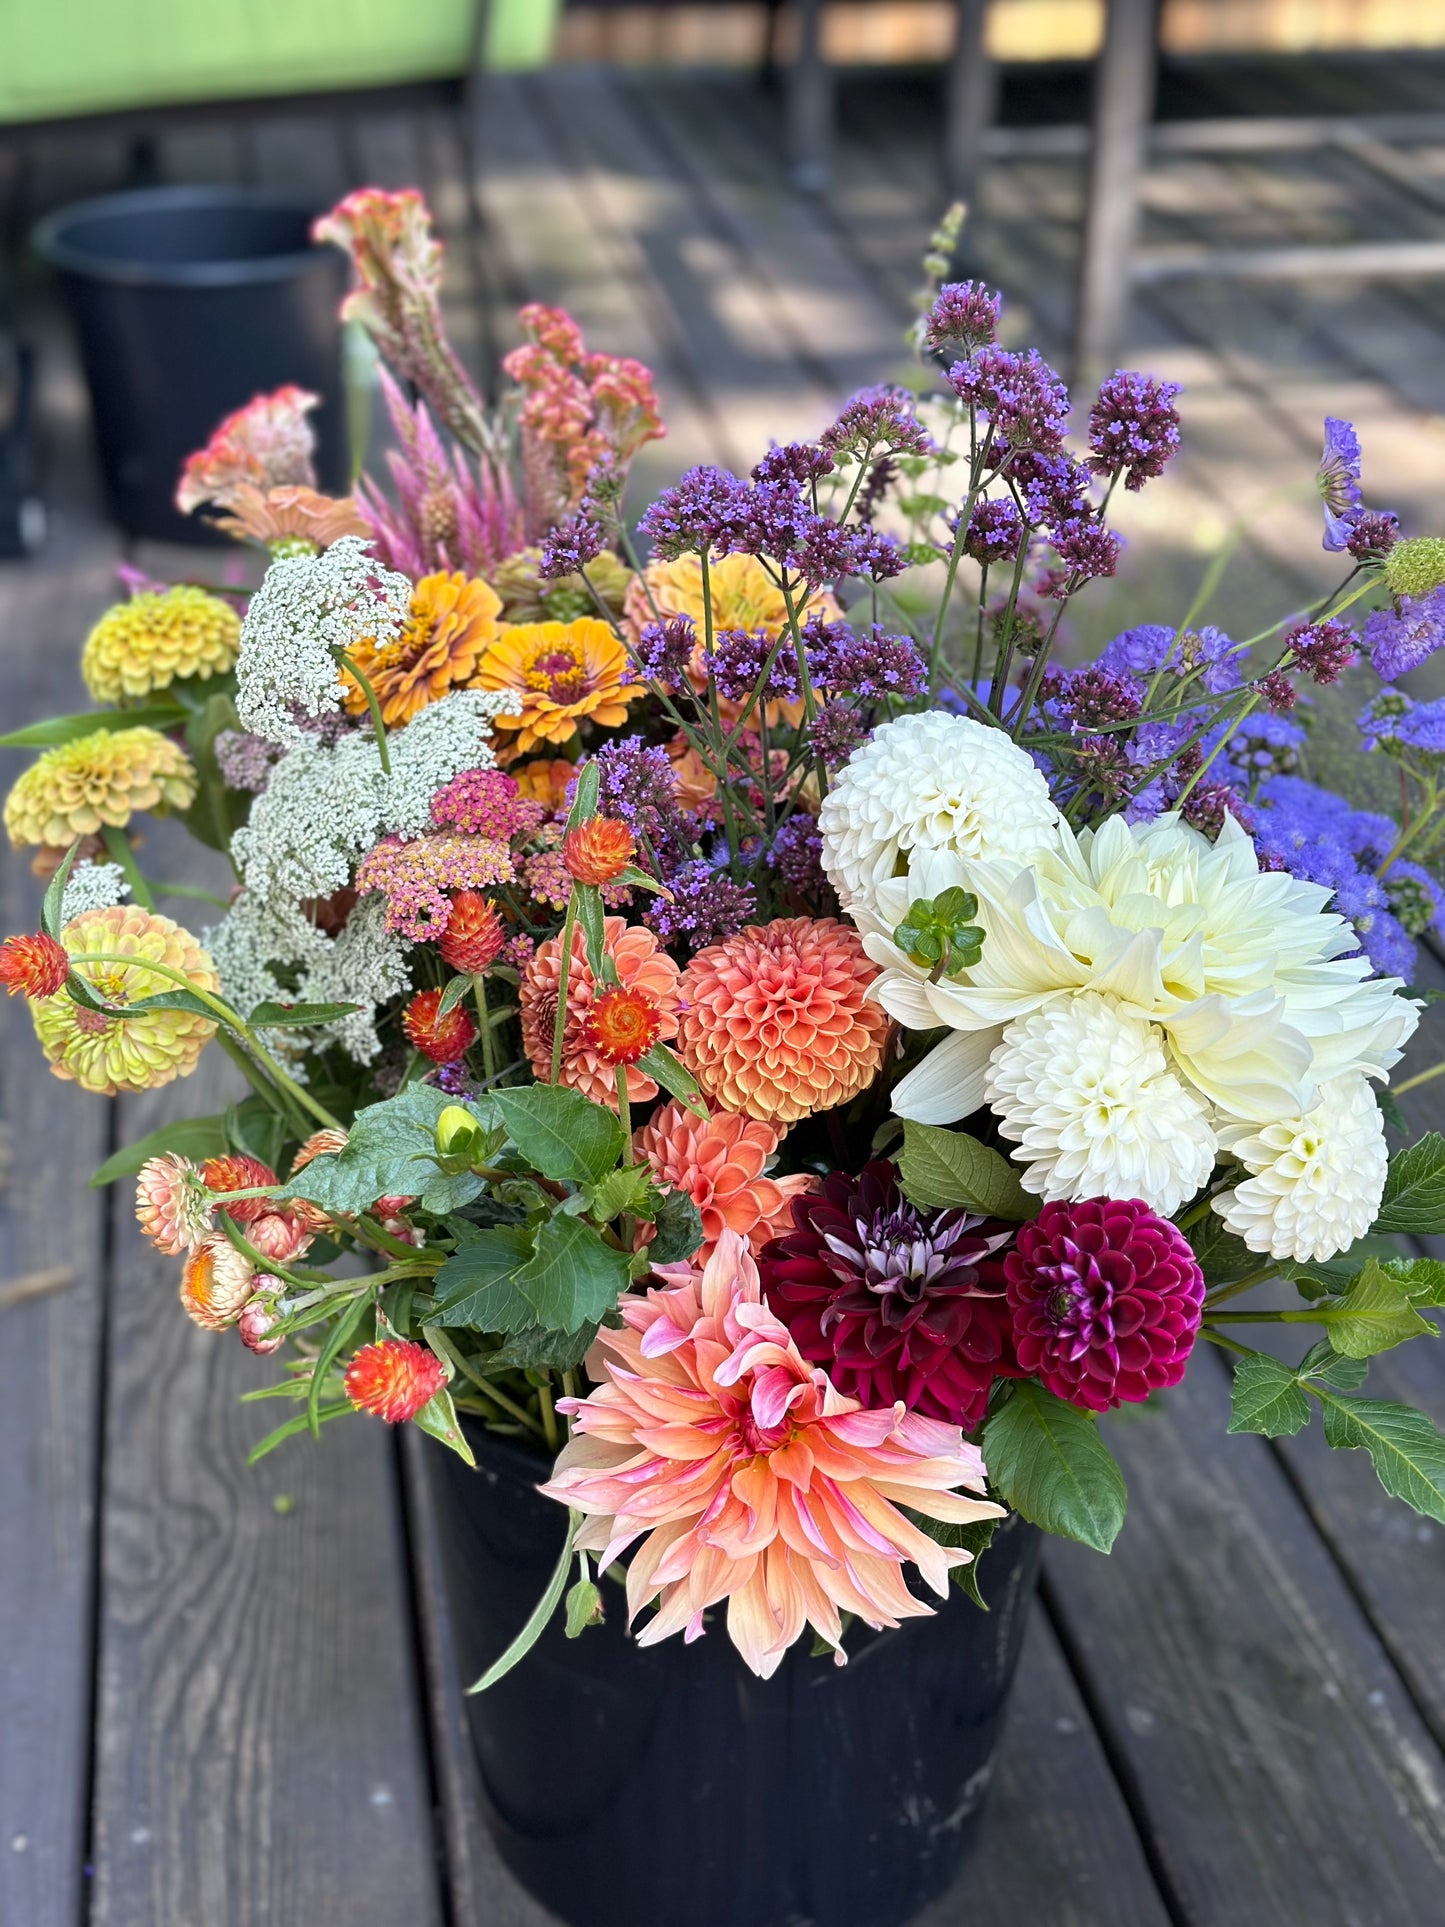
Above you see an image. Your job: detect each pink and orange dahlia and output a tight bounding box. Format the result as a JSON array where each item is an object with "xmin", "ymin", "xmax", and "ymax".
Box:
[
  {"xmin": 520, "ymin": 915, "xmax": 680, "ymax": 1107},
  {"xmin": 541, "ymin": 1230, "xmax": 1004, "ymax": 1678},
  {"xmin": 634, "ymin": 1100, "xmax": 818, "ymax": 1260}
]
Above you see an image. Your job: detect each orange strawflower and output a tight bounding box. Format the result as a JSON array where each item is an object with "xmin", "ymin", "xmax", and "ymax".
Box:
[
  {"xmin": 291, "ymin": 1128, "xmax": 348, "ymax": 1170},
  {"xmin": 562, "ymin": 816, "xmax": 635, "ymax": 885},
  {"xmin": 581, "ymin": 984, "xmax": 663, "ymax": 1067},
  {"xmin": 135, "ymin": 1153, "xmax": 212, "ymax": 1255},
  {"xmin": 345, "ymin": 1339, "xmax": 446, "ymax": 1423},
  {"xmin": 200, "ymin": 1152, "xmax": 278, "ymax": 1226},
  {"xmin": 475, "ymin": 618, "xmax": 643, "ymax": 756},
  {"xmin": 179, "ymin": 1235, "xmax": 256, "ymax": 1331},
  {"xmin": 511, "ymin": 757, "xmax": 578, "ymax": 810},
  {"xmin": 402, "ymin": 986, "xmax": 477, "ymax": 1064},
  {"xmin": 677, "ymin": 917, "xmax": 890, "ymax": 1126},
  {"xmin": 0, "ymin": 931, "xmax": 68, "ymax": 998},
  {"xmin": 520, "ymin": 914, "xmax": 680, "ymax": 1108},
  {"xmin": 438, "ymin": 891, "xmax": 505, "ymax": 973},
  {"xmin": 343, "ymin": 570, "xmax": 503, "ymax": 726},
  {"xmin": 634, "ymin": 1100, "xmax": 819, "ymax": 1260},
  {"xmin": 245, "ymin": 1208, "xmax": 314, "ymax": 1265}
]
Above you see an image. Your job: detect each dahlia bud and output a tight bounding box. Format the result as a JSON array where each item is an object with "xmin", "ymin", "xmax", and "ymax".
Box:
[
  {"xmin": 237, "ymin": 1285, "xmax": 285, "ymax": 1355},
  {"xmin": 200, "ymin": 1152, "xmax": 278, "ymax": 1226},
  {"xmin": 562, "ymin": 816, "xmax": 636, "ymax": 886},
  {"xmin": 136, "ymin": 1153, "xmax": 212, "ymax": 1255},
  {"xmin": 0, "ymin": 930, "xmax": 69, "ymax": 999},
  {"xmin": 439, "ymin": 891, "xmax": 505, "ymax": 973},
  {"xmin": 435, "ymin": 1104, "xmax": 484, "ymax": 1160},
  {"xmin": 402, "ymin": 987, "xmax": 476, "ymax": 1064},
  {"xmin": 344, "ymin": 1339, "xmax": 446, "ymax": 1423},
  {"xmin": 179, "ymin": 1234, "xmax": 256, "ymax": 1331}
]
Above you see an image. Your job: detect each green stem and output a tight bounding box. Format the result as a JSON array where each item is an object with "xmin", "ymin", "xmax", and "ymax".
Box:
[
  {"xmin": 550, "ymin": 892, "xmax": 579, "ymax": 1085},
  {"xmin": 1203, "ymin": 1267, "xmax": 1277, "ymax": 1308},
  {"xmin": 1197, "ymin": 1327, "xmax": 1255, "ymax": 1358},
  {"xmin": 152, "ymin": 880, "xmax": 232, "ymax": 911},
  {"xmin": 1201, "ymin": 1309, "xmax": 1331, "ymax": 1326},
  {"xmin": 473, "ymin": 973, "xmax": 497, "ymax": 1083},
  {"xmin": 333, "ymin": 649, "xmax": 391, "ymax": 774},
  {"xmin": 98, "ymin": 825, "xmax": 156, "ymax": 911},
  {"xmin": 1393, "ymin": 1058, "xmax": 1445, "ymax": 1098},
  {"xmin": 537, "ymin": 1379, "xmax": 560, "ymax": 1454}
]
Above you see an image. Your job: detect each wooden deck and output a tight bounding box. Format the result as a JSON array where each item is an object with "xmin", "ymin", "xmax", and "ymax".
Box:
[{"xmin": 3, "ymin": 53, "xmax": 1445, "ymax": 1925}]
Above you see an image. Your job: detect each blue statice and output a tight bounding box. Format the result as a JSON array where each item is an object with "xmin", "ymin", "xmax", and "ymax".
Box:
[{"xmin": 1362, "ymin": 587, "xmax": 1445, "ymax": 681}]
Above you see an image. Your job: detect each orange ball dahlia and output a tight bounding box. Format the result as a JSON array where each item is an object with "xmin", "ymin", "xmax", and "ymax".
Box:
[
  {"xmin": 179, "ymin": 1235, "xmax": 256, "ymax": 1331},
  {"xmin": 562, "ymin": 815, "xmax": 635, "ymax": 885},
  {"xmin": 475, "ymin": 618, "xmax": 643, "ymax": 756},
  {"xmin": 343, "ymin": 570, "xmax": 504, "ymax": 726},
  {"xmin": 634, "ymin": 1100, "xmax": 818, "ymax": 1260},
  {"xmin": 677, "ymin": 917, "xmax": 890, "ymax": 1126},
  {"xmin": 136, "ymin": 1153, "xmax": 212, "ymax": 1255},
  {"xmin": 345, "ymin": 1339, "xmax": 446, "ymax": 1423},
  {"xmin": 402, "ymin": 987, "xmax": 477, "ymax": 1064},
  {"xmin": 438, "ymin": 891, "xmax": 505, "ymax": 973},
  {"xmin": 0, "ymin": 930, "xmax": 69, "ymax": 998},
  {"xmin": 520, "ymin": 914, "xmax": 680, "ymax": 1107}
]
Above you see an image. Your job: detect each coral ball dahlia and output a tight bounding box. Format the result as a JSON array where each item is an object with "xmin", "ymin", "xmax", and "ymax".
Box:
[
  {"xmin": 759, "ymin": 1161, "xmax": 1017, "ymax": 1429},
  {"xmin": 676, "ymin": 917, "xmax": 890, "ymax": 1127},
  {"xmin": 1004, "ymin": 1198, "xmax": 1204, "ymax": 1412},
  {"xmin": 634, "ymin": 1100, "xmax": 818, "ymax": 1260}
]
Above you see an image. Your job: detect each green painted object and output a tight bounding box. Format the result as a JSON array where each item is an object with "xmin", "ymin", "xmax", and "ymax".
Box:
[{"xmin": 1, "ymin": 0, "xmax": 559, "ymax": 125}]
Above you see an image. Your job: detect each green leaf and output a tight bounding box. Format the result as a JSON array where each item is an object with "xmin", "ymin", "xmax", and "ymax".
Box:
[
  {"xmin": 1373, "ymin": 1133, "xmax": 1445, "ymax": 1234},
  {"xmin": 246, "ymin": 1400, "xmax": 352, "ymax": 1465},
  {"xmin": 636, "ymin": 1041, "xmax": 707, "ymax": 1115},
  {"xmin": 436, "ymin": 974, "xmax": 472, "ymax": 1021},
  {"xmin": 1380, "ymin": 1255, "xmax": 1445, "ymax": 1307},
  {"xmin": 1188, "ymin": 1213, "xmax": 1261, "ymax": 1289},
  {"xmin": 517, "ymin": 1213, "xmax": 631, "ymax": 1333},
  {"xmin": 411, "ymin": 1380, "xmax": 476, "ymax": 1466},
  {"xmin": 1376, "ymin": 1084, "xmax": 1407, "ymax": 1134},
  {"xmin": 647, "ymin": 1187, "xmax": 705, "ymax": 1266},
  {"xmin": 586, "ymin": 1164, "xmax": 663, "ymax": 1225},
  {"xmin": 897, "ymin": 1122, "xmax": 1034, "ymax": 1221},
  {"xmin": 1227, "ymin": 1355, "xmax": 1310, "ymax": 1437},
  {"xmin": 564, "ymin": 1578, "xmax": 604, "ymax": 1637},
  {"xmin": 225, "ymin": 1095, "xmax": 288, "ymax": 1173},
  {"xmin": 1312, "ymin": 1390, "xmax": 1445, "ymax": 1523},
  {"xmin": 467, "ymin": 1511, "xmax": 578, "ymax": 1693},
  {"xmin": 277, "ymin": 1084, "xmax": 487, "ymax": 1216},
  {"xmin": 490, "ymin": 1085, "xmax": 624, "ymax": 1186},
  {"xmin": 117, "ymin": 989, "xmax": 221, "ymax": 1023},
  {"xmin": 574, "ymin": 885, "xmax": 607, "ymax": 978},
  {"xmin": 565, "ymin": 759, "xmax": 599, "ymax": 830},
  {"xmin": 0, "ymin": 703, "xmax": 185, "ymax": 749},
  {"xmin": 485, "ymin": 1321, "xmax": 599, "ymax": 1373},
  {"xmin": 41, "ymin": 842, "xmax": 83, "ymax": 940},
  {"xmin": 306, "ymin": 1291, "xmax": 373, "ymax": 1439},
  {"xmin": 248, "ymin": 999, "xmax": 362, "ymax": 1028},
  {"xmin": 88, "ymin": 1113, "xmax": 229, "ymax": 1187},
  {"xmin": 981, "ymin": 1382, "xmax": 1127, "ymax": 1553},
  {"xmin": 920, "ymin": 1514, "xmax": 999, "ymax": 1609},
  {"xmin": 1296, "ymin": 1340, "xmax": 1369, "ymax": 1390},
  {"xmin": 1318, "ymin": 1259, "xmax": 1434, "ymax": 1359},
  {"xmin": 429, "ymin": 1225, "xmax": 538, "ymax": 1332}
]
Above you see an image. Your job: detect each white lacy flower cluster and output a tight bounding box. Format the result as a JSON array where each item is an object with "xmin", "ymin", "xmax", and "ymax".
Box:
[
  {"xmin": 824, "ymin": 711, "xmax": 1419, "ymax": 1261},
  {"xmin": 234, "ymin": 535, "xmax": 412, "ymax": 742},
  {"xmin": 59, "ymin": 859, "xmax": 130, "ymax": 926}
]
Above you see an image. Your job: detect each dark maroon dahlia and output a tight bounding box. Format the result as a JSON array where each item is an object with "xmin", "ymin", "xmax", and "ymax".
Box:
[
  {"xmin": 758, "ymin": 1160, "xmax": 1018, "ymax": 1429},
  {"xmin": 1004, "ymin": 1199, "xmax": 1204, "ymax": 1413}
]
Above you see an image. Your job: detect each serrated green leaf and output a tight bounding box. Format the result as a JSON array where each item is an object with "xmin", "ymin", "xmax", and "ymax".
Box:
[
  {"xmin": 411, "ymin": 1380, "xmax": 476, "ymax": 1465},
  {"xmin": 490, "ymin": 1085, "xmax": 624, "ymax": 1185},
  {"xmin": 1313, "ymin": 1390, "xmax": 1445, "ymax": 1522},
  {"xmin": 484, "ymin": 1321, "xmax": 598, "ymax": 1373},
  {"xmin": 1227, "ymin": 1355, "xmax": 1310, "ymax": 1437},
  {"xmin": 981, "ymin": 1382, "xmax": 1126, "ymax": 1552},
  {"xmin": 586, "ymin": 1164, "xmax": 662, "ymax": 1225},
  {"xmin": 88, "ymin": 1113, "xmax": 229, "ymax": 1187},
  {"xmin": 1380, "ymin": 1255, "xmax": 1445, "ymax": 1308},
  {"xmin": 1296, "ymin": 1339, "xmax": 1369, "ymax": 1390},
  {"xmin": 1373, "ymin": 1133, "xmax": 1445, "ymax": 1234},
  {"xmin": 429, "ymin": 1225, "xmax": 537, "ymax": 1331},
  {"xmin": 277, "ymin": 1084, "xmax": 488, "ymax": 1216},
  {"xmin": 898, "ymin": 1122, "xmax": 1034, "ymax": 1221},
  {"xmin": 248, "ymin": 999, "xmax": 362, "ymax": 1028},
  {"xmin": 920, "ymin": 1513, "xmax": 999, "ymax": 1609},
  {"xmin": 517, "ymin": 1213, "xmax": 631, "ymax": 1333},
  {"xmin": 1318, "ymin": 1259, "xmax": 1434, "ymax": 1359},
  {"xmin": 1190, "ymin": 1213, "xmax": 1265, "ymax": 1288},
  {"xmin": 1376, "ymin": 1084, "xmax": 1407, "ymax": 1134},
  {"xmin": 0, "ymin": 704, "xmax": 186, "ymax": 749},
  {"xmin": 647, "ymin": 1187, "xmax": 705, "ymax": 1265}
]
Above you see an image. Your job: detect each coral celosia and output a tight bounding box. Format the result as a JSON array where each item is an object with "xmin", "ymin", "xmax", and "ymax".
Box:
[
  {"xmin": 5, "ymin": 727, "xmax": 196, "ymax": 848},
  {"xmin": 179, "ymin": 1234, "xmax": 256, "ymax": 1331},
  {"xmin": 343, "ymin": 570, "xmax": 504, "ymax": 727},
  {"xmin": 676, "ymin": 918, "xmax": 890, "ymax": 1126},
  {"xmin": 562, "ymin": 815, "xmax": 635, "ymax": 885},
  {"xmin": 175, "ymin": 385, "xmax": 319, "ymax": 515},
  {"xmin": 0, "ymin": 930, "xmax": 69, "ymax": 998},
  {"xmin": 81, "ymin": 586, "xmax": 241, "ymax": 702},
  {"xmin": 475, "ymin": 618, "xmax": 644, "ymax": 757},
  {"xmin": 31, "ymin": 906, "xmax": 217, "ymax": 1095},
  {"xmin": 345, "ymin": 1338, "xmax": 447, "ymax": 1422},
  {"xmin": 540, "ymin": 1231, "xmax": 1005, "ymax": 1678},
  {"xmin": 521, "ymin": 915, "xmax": 681, "ymax": 1106},
  {"xmin": 135, "ymin": 1153, "xmax": 213, "ymax": 1255},
  {"xmin": 634, "ymin": 1100, "xmax": 817, "ymax": 1259}
]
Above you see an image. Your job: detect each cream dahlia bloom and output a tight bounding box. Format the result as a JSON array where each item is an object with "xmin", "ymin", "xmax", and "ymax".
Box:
[
  {"xmin": 542, "ymin": 1231, "xmax": 1003, "ymax": 1680},
  {"xmin": 1213, "ymin": 1074, "xmax": 1388, "ymax": 1262},
  {"xmin": 866, "ymin": 812, "xmax": 1416, "ymax": 1132},
  {"xmin": 818, "ymin": 710, "xmax": 1059, "ymax": 917},
  {"xmin": 985, "ymin": 994, "xmax": 1216, "ymax": 1214}
]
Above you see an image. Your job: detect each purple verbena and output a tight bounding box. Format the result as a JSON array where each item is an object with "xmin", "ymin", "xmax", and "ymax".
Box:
[{"xmin": 924, "ymin": 281, "xmax": 1001, "ymax": 354}]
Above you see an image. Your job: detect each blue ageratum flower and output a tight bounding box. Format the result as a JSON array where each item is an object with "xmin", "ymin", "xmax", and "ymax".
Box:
[{"xmin": 1317, "ymin": 416, "xmax": 1363, "ymax": 552}]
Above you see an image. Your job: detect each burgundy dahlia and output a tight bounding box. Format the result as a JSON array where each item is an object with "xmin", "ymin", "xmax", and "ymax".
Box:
[
  {"xmin": 758, "ymin": 1160, "xmax": 1017, "ymax": 1429},
  {"xmin": 1004, "ymin": 1199, "xmax": 1204, "ymax": 1413}
]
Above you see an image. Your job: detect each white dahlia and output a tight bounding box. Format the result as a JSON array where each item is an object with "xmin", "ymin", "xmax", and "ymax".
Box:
[
  {"xmin": 984, "ymin": 994, "xmax": 1217, "ymax": 1214},
  {"xmin": 818, "ymin": 709, "xmax": 1059, "ymax": 916},
  {"xmin": 1213, "ymin": 1074, "xmax": 1388, "ymax": 1262},
  {"xmin": 878, "ymin": 810, "xmax": 1417, "ymax": 1130}
]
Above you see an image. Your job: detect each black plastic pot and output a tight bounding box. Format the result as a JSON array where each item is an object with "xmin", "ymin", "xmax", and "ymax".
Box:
[
  {"xmin": 428, "ymin": 1422, "xmax": 1040, "ymax": 1927},
  {"xmin": 33, "ymin": 186, "xmax": 348, "ymax": 545}
]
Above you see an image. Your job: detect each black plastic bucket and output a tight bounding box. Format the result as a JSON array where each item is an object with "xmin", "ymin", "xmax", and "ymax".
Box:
[
  {"xmin": 33, "ymin": 186, "xmax": 349, "ymax": 545},
  {"xmin": 428, "ymin": 1422, "xmax": 1040, "ymax": 1927}
]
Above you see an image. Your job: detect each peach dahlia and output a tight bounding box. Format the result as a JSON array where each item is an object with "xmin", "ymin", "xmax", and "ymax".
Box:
[
  {"xmin": 634, "ymin": 1100, "xmax": 818, "ymax": 1261},
  {"xmin": 520, "ymin": 915, "xmax": 680, "ymax": 1107}
]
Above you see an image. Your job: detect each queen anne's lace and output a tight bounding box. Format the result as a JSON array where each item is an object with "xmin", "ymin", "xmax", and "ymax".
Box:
[{"xmin": 59, "ymin": 859, "xmax": 129, "ymax": 925}]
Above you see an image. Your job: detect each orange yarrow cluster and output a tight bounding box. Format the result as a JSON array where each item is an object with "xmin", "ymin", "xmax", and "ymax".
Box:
[
  {"xmin": 562, "ymin": 816, "xmax": 635, "ymax": 886},
  {"xmin": 402, "ymin": 986, "xmax": 476, "ymax": 1064},
  {"xmin": 0, "ymin": 931, "xmax": 69, "ymax": 999},
  {"xmin": 345, "ymin": 1339, "xmax": 446, "ymax": 1423}
]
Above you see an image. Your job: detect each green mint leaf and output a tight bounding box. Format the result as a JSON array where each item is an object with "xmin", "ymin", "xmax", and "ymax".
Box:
[
  {"xmin": 1318, "ymin": 1259, "xmax": 1434, "ymax": 1359},
  {"xmin": 517, "ymin": 1214, "xmax": 631, "ymax": 1333},
  {"xmin": 429, "ymin": 1225, "xmax": 538, "ymax": 1332},
  {"xmin": 1373, "ymin": 1133, "xmax": 1445, "ymax": 1234},
  {"xmin": 490, "ymin": 1084, "xmax": 625, "ymax": 1185},
  {"xmin": 1313, "ymin": 1391, "xmax": 1445, "ymax": 1523}
]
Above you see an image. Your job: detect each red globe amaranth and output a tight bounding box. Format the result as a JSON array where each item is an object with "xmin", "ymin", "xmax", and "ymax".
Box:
[
  {"xmin": 0, "ymin": 930, "xmax": 68, "ymax": 999},
  {"xmin": 344, "ymin": 1339, "xmax": 446, "ymax": 1423},
  {"xmin": 200, "ymin": 1152, "xmax": 278, "ymax": 1226},
  {"xmin": 439, "ymin": 891, "xmax": 505, "ymax": 974},
  {"xmin": 562, "ymin": 815, "xmax": 636, "ymax": 886},
  {"xmin": 1004, "ymin": 1198, "xmax": 1204, "ymax": 1412},
  {"xmin": 758, "ymin": 1160, "xmax": 1018, "ymax": 1430},
  {"xmin": 402, "ymin": 986, "xmax": 476, "ymax": 1064}
]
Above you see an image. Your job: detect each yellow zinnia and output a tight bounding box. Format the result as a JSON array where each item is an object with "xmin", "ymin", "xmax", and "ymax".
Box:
[
  {"xmin": 81, "ymin": 586, "xmax": 241, "ymax": 703},
  {"xmin": 622, "ymin": 552, "xmax": 839, "ymax": 655},
  {"xmin": 4, "ymin": 727, "xmax": 197, "ymax": 848},
  {"xmin": 342, "ymin": 570, "xmax": 503, "ymax": 727},
  {"xmin": 31, "ymin": 905, "xmax": 218, "ymax": 1094},
  {"xmin": 474, "ymin": 618, "xmax": 643, "ymax": 758}
]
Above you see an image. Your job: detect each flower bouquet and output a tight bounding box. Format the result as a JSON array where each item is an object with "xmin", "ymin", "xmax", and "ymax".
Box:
[{"xmin": 7, "ymin": 192, "xmax": 1445, "ymax": 1926}]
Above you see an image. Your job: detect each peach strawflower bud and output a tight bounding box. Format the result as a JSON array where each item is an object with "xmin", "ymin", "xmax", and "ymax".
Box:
[
  {"xmin": 291, "ymin": 1127, "xmax": 348, "ymax": 1171},
  {"xmin": 562, "ymin": 816, "xmax": 635, "ymax": 886},
  {"xmin": 0, "ymin": 930, "xmax": 69, "ymax": 999},
  {"xmin": 581, "ymin": 983, "xmax": 664, "ymax": 1067},
  {"xmin": 344, "ymin": 1339, "xmax": 446, "ymax": 1423},
  {"xmin": 200, "ymin": 1152, "xmax": 278, "ymax": 1226},
  {"xmin": 246, "ymin": 1208, "xmax": 314, "ymax": 1266},
  {"xmin": 179, "ymin": 1234, "xmax": 256, "ymax": 1331},
  {"xmin": 237, "ymin": 1284, "xmax": 285, "ymax": 1356},
  {"xmin": 402, "ymin": 986, "xmax": 477, "ymax": 1064},
  {"xmin": 135, "ymin": 1153, "xmax": 212, "ymax": 1255},
  {"xmin": 438, "ymin": 891, "xmax": 506, "ymax": 974}
]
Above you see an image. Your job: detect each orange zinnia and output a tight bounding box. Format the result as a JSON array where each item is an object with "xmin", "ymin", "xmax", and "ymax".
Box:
[
  {"xmin": 474, "ymin": 618, "xmax": 643, "ymax": 756},
  {"xmin": 344, "ymin": 570, "xmax": 503, "ymax": 726}
]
